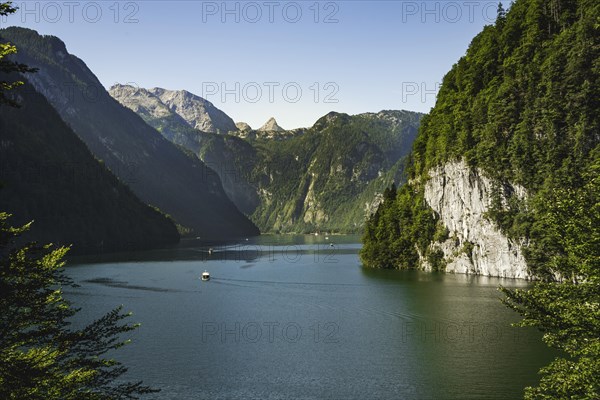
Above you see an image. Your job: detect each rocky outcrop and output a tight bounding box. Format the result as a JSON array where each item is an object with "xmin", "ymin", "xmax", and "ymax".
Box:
[
  {"xmin": 110, "ymin": 84, "xmax": 236, "ymax": 134},
  {"xmin": 236, "ymin": 122, "xmax": 252, "ymax": 132},
  {"xmin": 421, "ymin": 160, "xmax": 531, "ymax": 279},
  {"xmin": 149, "ymin": 88, "xmax": 237, "ymax": 133},
  {"xmin": 258, "ymin": 117, "xmax": 284, "ymax": 132}
]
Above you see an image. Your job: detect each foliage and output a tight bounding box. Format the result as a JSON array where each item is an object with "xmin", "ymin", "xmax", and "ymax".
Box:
[
  {"xmin": 524, "ymin": 149, "xmax": 600, "ymax": 281},
  {"xmin": 363, "ymin": 0, "xmax": 599, "ymax": 274},
  {"xmin": 501, "ymin": 281, "xmax": 599, "ymax": 399},
  {"xmin": 361, "ymin": 0, "xmax": 599, "ymax": 396},
  {"xmin": 0, "ymin": 213, "xmax": 157, "ymax": 399},
  {"xmin": 501, "ymin": 146, "xmax": 599, "ymax": 398},
  {"xmin": 360, "ymin": 182, "xmax": 438, "ymax": 269},
  {"xmin": 405, "ymin": 0, "xmax": 599, "ymax": 278}
]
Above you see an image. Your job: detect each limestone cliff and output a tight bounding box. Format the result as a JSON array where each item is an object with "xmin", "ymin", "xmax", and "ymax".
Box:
[{"xmin": 420, "ymin": 161, "xmax": 531, "ymax": 279}]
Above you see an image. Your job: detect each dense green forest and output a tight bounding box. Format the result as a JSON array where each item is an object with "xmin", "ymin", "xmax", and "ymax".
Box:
[
  {"xmin": 209, "ymin": 112, "xmax": 419, "ymax": 233},
  {"xmin": 362, "ymin": 0, "xmax": 599, "ymax": 279},
  {"xmin": 361, "ymin": 0, "xmax": 599, "ymax": 397},
  {"xmin": 246, "ymin": 111, "xmax": 421, "ymax": 233}
]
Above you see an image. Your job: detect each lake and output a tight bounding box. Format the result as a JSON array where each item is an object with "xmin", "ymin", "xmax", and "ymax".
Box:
[{"xmin": 65, "ymin": 235, "xmax": 554, "ymax": 400}]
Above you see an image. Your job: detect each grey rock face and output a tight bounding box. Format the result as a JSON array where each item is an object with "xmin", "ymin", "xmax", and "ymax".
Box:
[
  {"xmin": 235, "ymin": 122, "xmax": 252, "ymax": 132},
  {"xmin": 421, "ymin": 160, "xmax": 531, "ymax": 279},
  {"xmin": 258, "ymin": 117, "xmax": 285, "ymax": 132},
  {"xmin": 109, "ymin": 84, "xmax": 184, "ymax": 121},
  {"xmin": 110, "ymin": 84, "xmax": 237, "ymax": 134},
  {"xmin": 148, "ymin": 87, "xmax": 237, "ymax": 133}
]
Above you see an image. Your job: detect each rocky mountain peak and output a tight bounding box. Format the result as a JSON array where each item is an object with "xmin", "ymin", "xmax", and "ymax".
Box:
[
  {"xmin": 236, "ymin": 122, "xmax": 253, "ymax": 132},
  {"xmin": 145, "ymin": 87, "xmax": 236, "ymax": 134},
  {"xmin": 109, "ymin": 84, "xmax": 174, "ymax": 120},
  {"xmin": 258, "ymin": 117, "xmax": 284, "ymax": 132}
]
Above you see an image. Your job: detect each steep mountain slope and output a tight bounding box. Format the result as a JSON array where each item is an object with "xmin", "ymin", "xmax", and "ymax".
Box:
[
  {"xmin": 361, "ymin": 0, "xmax": 599, "ymax": 279},
  {"xmin": 109, "ymin": 84, "xmax": 261, "ymax": 215},
  {"xmin": 109, "ymin": 85, "xmax": 424, "ymax": 234},
  {"xmin": 0, "ymin": 81, "xmax": 179, "ymax": 254},
  {"xmin": 0, "ymin": 27, "xmax": 259, "ymax": 239}
]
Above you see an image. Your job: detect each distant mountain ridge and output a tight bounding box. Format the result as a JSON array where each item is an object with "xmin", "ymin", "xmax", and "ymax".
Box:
[
  {"xmin": 152, "ymin": 87, "xmax": 237, "ymax": 133},
  {"xmin": 1, "ymin": 27, "xmax": 259, "ymax": 239},
  {"xmin": 109, "ymin": 84, "xmax": 237, "ymax": 134},
  {"xmin": 109, "ymin": 82, "xmax": 424, "ymax": 234}
]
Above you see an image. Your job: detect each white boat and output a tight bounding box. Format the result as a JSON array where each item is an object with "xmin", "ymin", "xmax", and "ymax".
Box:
[{"xmin": 201, "ymin": 271, "xmax": 210, "ymax": 281}]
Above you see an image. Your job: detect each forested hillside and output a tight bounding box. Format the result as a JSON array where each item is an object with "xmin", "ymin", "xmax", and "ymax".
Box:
[
  {"xmin": 362, "ymin": 0, "xmax": 599, "ymax": 280},
  {"xmin": 361, "ymin": 1, "xmax": 599, "ymax": 397}
]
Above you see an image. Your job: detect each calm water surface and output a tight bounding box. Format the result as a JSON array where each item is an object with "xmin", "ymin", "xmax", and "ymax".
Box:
[{"xmin": 66, "ymin": 235, "xmax": 554, "ymax": 400}]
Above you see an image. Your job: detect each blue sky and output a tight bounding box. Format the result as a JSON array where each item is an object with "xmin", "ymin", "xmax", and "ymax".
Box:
[{"xmin": 2, "ymin": 1, "xmax": 502, "ymax": 129}]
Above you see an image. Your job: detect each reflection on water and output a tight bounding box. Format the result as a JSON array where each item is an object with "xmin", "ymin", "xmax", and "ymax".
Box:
[
  {"xmin": 65, "ymin": 235, "xmax": 554, "ymax": 400},
  {"xmin": 68, "ymin": 234, "xmax": 362, "ymax": 265}
]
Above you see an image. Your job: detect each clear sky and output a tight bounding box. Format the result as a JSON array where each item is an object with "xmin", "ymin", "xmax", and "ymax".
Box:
[{"xmin": 2, "ymin": 1, "xmax": 502, "ymax": 129}]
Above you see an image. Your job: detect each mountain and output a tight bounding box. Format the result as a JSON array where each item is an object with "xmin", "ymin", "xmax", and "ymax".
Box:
[
  {"xmin": 0, "ymin": 27, "xmax": 259, "ymax": 239},
  {"xmin": 0, "ymin": 81, "xmax": 179, "ymax": 254},
  {"xmin": 109, "ymin": 85, "xmax": 424, "ymax": 234},
  {"xmin": 258, "ymin": 117, "xmax": 284, "ymax": 132},
  {"xmin": 108, "ymin": 84, "xmax": 182, "ymax": 124},
  {"xmin": 247, "ymin": 110, "xmax": 422, "ymax": 233},
  {"xmin": 108, "ymin": 84, "xmax": 238, "ymax": 134},
  {"xmin": 361, "ymin": 0, "xmax": 599, "ymax": 280},
  {"xmin": 236, "ymin": 122, "xmax": 252, "ymax": 132},
  {"xmin": 109, "ymin": 83, "xmax": 263, "ymax": 215},
  {"xmin": 147, "ymin": 87, "xmax": 237, "ymax": 134}
]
